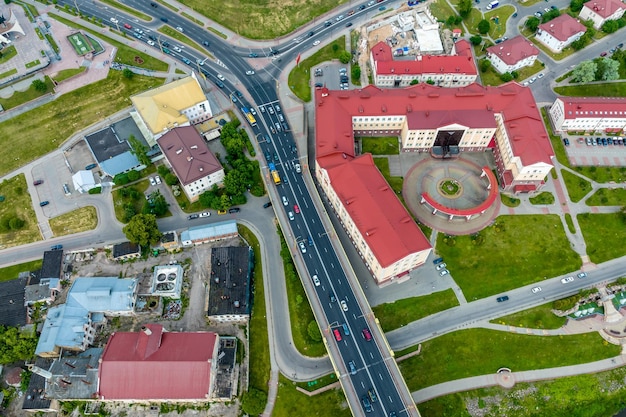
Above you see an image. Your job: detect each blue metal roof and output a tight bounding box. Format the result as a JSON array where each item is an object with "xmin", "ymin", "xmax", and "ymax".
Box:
[
  {"xmin": 99, "ymin": 152, "xmax": 142, "ymax": 177},
  {"xmin": 181, "ymin": 220, "xmax": 237, "ymax": 244}
]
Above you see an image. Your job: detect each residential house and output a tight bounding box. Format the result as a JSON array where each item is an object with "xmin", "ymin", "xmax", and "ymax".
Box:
[
  {"xmin": 578, "ymin": 0, "xmax": 626, "ymax": 29},
  {"xmin": 535, "ymin": 14, "xmax": 586, "ymax": 52},
  {"xmin": 486, "ymin": 36, "xmax": 540, "ymax": 74}
]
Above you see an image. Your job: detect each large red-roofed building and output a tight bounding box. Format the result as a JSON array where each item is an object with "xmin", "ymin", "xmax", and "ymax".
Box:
[
  {"xmin": 315, "ymin": 83, "xmax": 553, "ymax": 283},
  {"xmin": 370, "ymin": 40, "xmax": 477, "ymax": 88},
  {"xmin": 98, "ymin": 324, "xmax": 219, "ymax": 401},
  {"xmin": 549, "ymin": 96, "xmax": 626, "ymax": 133}
]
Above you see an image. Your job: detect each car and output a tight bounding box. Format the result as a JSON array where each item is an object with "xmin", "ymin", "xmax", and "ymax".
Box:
[
  {"xmin": 494, "ymin": 38, "xmax": 503, "ymax": 44},
  {"xmin": 199, "ymin": 211, "xmax": 210, "ymax": 218},
  {"xmin": 85, "ymin": 163, "xmax": 97, "ymax": 170},
  {"xmin": 50, "ymin": 244, "xmax": 63, "ymax": 250},
  {"xmin": 235, "ymin": 90, "xmax": 243, "ymax": 98},
  {"xmin": 33, "ymin": 179, "xmax": 43, "ymax": 186},
  {"xmin": 367, "ymin": 0, "xmax": 375, "ymax": 6},
  {"xmin": 551, "ymin": 4, "xmax": 557, "ymax": 9},
  {"xmin": 149, "ymin": 177, "xmax": 156, "ymax": 186},
  {"xmin": 228, "ymin": 208, "xmax": 241, "ymax": 214},
  {"xmin": 601, "ymin": 52, "xmax": 608, "ymax": 57},
  {"xmin": 293, "ymin": 204, "xmax": 300, "ymax": 214},
  {"xmin": 537, "ymin": 73, "xmax": 544, "ymax": 78},
  {"xmin": 171, "ymin": 45, "xmax": 182, "ymax": 53},
  {"xmin": 512, "ymin": 12, "xmax": 518, "ymax": 17},
  {"xmin": 110, "ymin": 17, "xmax": 119, "ymax": 24},
  {"xmin": 175, "ymin": 26, "xmax": 184, "ymax": 32},
  {"xmin": 134, "ymin": 28, "xmax": 144, "ymax": 34},
  {"xmin": 361, "ymin": 396, "xmax": 372, "ymax": 413},
  {"xmin": 188, "ymin": 214, "xmax": 199, "ymax": 220},
  {"xmin": 154, "ymin": 175, "xmax": 161, "ymax": 185},
  {"xmin": 63, "ymin": 183, "xmax": 71, "ymax": 195},
  {"xmin": 314, "ymin": 82, "xmax": 323, "ymax": 89},
  {"xmin": 288, "ymin": 211, "xmax": 294, "ymax": 221},
  {"xmin": 313, "ymin": 40, "xmax": 321, "ymax": 46},
  {"xmin": 250, "ymin": 108, "xmax": 257, "ymax": 116},
  {"xmin": 282, "ymin": 196, "xmax": 288, "ymax": 206},
  {"xmin": 299, "ymin": 242, "xmax": 307, "ymax": 253},
  {"xmin": 312, "ymin": 275, "xmax": 320, "ymax": 286},
  {"xmin": 346, "ymin": 22, "xmax": 353, "ymax": 27},
  {"xmin": 436, "ymin": 263, "xmax": 447, "ymax": 271},
  {"xmin": 530, "ymin": 76, "xmax": 537, "ymax": 83},
  {"xmin": 202, "ymin": 40, "xmax": 210, "ymax": 47},
  {"xmin": 263, "ymin": 201, "xmax": 272, "ymax": 208},
  {"xmin": 362, "ymin": 328, "xmax": 372, "ymax": 341},
  {"xmin": 348, "ymin": 9, "xmax": 355, "ymax": 16},
  {"xmin": 275, "ymin": 104, "xmax": 281, "ymax": 112},
  {"xmin": 561, "ymin": 276, "xmax": 575, "ymax": 284},
  {"xmin": 306, "ymin": 236, "xmax": 313, "ymax": 247},
  {"xmin": 439, "ymin": 269, "xmax": 449, "ymax": 276},
  {"xmin": 563, "ymin": 138, "xmax": 570, "ymax": 146},
  {"xmin": 123, "ymin": 23, "xmax": 132, "ymax": 29},
  {"xmin": 268, "ymin": 106, "xmax": 275, "ymax": 114},
  {"xmin": 275, "ymin": 122, "xmax": 281, "ymax": 131},
  {"xmin": 618, "ymin": 43, "xmax": 624, "ymax": 49},
  {"xmin": 531, "ymin": 286, "xmax": 542, "ymax": 293},
  {"xmin": 215, "ymin": 80, "xmax": 225, "ymax": 88},
  {"xmin": 340, "ymin": 300, "xmax": 348, "ymax": 311},
  {"xmin": 150, "ymin": 2, "xmax": 157, "ymax": 7},
  {"xmin": 196, "ymin": 59, "xmax": 205, "ymax": 66},
  {"xmin": 496, "ymin": 295, "xmax": 509, "ymax": 302},
  {"xmin": 246, "ymin": 70, "xmax": 255, "ymax": 75},
  {"xmin": 308, "ymin": 31, "xmax": 315, "ymax": 37},
  {"xmin": 39, "ymin": 201, "xmax": 49, "ymax": 207},
  {"xmin": 378, "ymin": 5, "xmax": 386, "ymax": 10},
  {"xmin": 368, "ymin": 389, "xmax": 378, "ymax": 403},
  {"xmin": 359, "ymin": 5, "xmax": 366, "ymax": 10},
  {"xmin": 348, "ymin": 361, "xmax": 356, "ymax": 375},
  {"xmin": 336, "ymin": 14, "xmax": 345, "ymax": 21},
  {"xmin": 342, "ymin": 323, "xmax": 350, "ymax": 335},
  {"xmin": 160, "ymin": 17, "xmax": 168, "ymax": 23},
  {"xmin": 148, "ymin": 34, "xmax": 157, "ymax": 41},
  {"xmin": 294, "ymin": 163, "xmax": 302, "ymax": 173},
  {"xmin": 333, "ymin": 329, "xmax": 342, "ymax": 341},
  {"xmin": 231, "ymin": 94, "xmax": 238, "ymax": 103},
  {"xmin": 182, "ymin": 58, "xmax": 191, "ymax": 65},
  {"xmin": 433, "ymin": 257, "xmax": 444, "ymax": 265},
  {"xmin": 577, "ymin": 272, "xmax": 587, "ymax": 278},
  {"xmin": 133, "ymin": 33, "xmax": 143, "ymax": 39},
  {"xmin": 217, "ymin": 73, "xmax": 225, "ymax": 81}
]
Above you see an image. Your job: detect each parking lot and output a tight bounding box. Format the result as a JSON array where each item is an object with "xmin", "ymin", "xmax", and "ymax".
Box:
[
  {"xmin": 562, "ymin": 134, "xmax": 626, "ymax": 167},
  {"xmin": 312, "ymin": 61, "xmax": 352, "ymax": 91}
]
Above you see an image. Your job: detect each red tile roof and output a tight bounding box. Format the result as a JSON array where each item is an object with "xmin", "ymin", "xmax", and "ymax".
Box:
[
  {"xmin": 98, "ymin": 324, "xmax": 218, "ymax": 400},
  {"xmin": 372, "ymin": 40, "xmax": 476, "ymax": 76},
  {"xmin": 486, "ymin": 36, "xmax": 539, "ymax": 65},
  {"xmin": 583, "ymin": 0, "xmax": 626, "ymax": 18},
  {"xmin": 325, "ymin": 154, "xmax": 430, "ymax": 267},
  {"xmin": 538, "ymin": 14, "xmax": 586, "ymax": 42},
  {"xmin": 157, "ymin": 126, "xmax": 222, "ymax": 186},
  {"xmin": 559, "ymin": 97, "xmax": 626, "ymax": 119}
]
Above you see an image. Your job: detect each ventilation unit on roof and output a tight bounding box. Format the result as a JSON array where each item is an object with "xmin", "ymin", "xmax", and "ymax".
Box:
[
  {"xmin": 176, "ymin": 149, "xmax": 183, "ymax": 154},
  {"xmin": 379, "ymin": 185, "xmax": 389, "ymax": 191},
  {"xmin": 407, "ymin": 104, "xmax": 413, "ymax": 113},
  {"xmin": 381, "ymin": 105, "xmax": 387, "ymax": 113},
  {"xmin": 345, "ymin": 197, "xmax": 355, "ymax": 205},
  {"xmin": 167, "ymin": 144, "xmax": 174, "ymax": 150},
  {"xmin": 199, "ymin": 167, "xmax": 204, "ymax": 171},
  {"xmin": 190, "ymin": 145, "xmax": 198, "ymax": 149},
  {"xmin": 187, "ymin": 156, "xmax": 193, "ymax": 162},
  {"xmin": 358, "ymin": 105, "xmax": 364, "ymax": 113}
]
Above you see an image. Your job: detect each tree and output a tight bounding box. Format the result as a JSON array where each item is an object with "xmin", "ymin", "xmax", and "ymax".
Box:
[
  {"xmin": 477, "ymin": 19, "xmax": 490, "ymax": 35},
  {"xmin": 9, "ymin": 217, "xmax": 25, "ymax": 230},
  {"xmin": 511, "ymin": 70, "xmax": 519, "ymax": 79},
  {"xmin": 127, "ymin": 170, "xmax": 140, "ymax": 182},
  {"xmin": 458, "ymin": 0, "xmax": 472, "ymax": 18},
  {"xmin": 143, "ymin": 191, "xmax": 168, "ymax": 216},
  {"xmin": 446, "ymin": 15, "xmax": 456, "ymax": 26},
  {"xmin": 541, "ymin": 9, "xmax": 560, "ymax": 23},
  {"xmin": 128, "ymin": 135, "xmax": 151, "ymax": 166},
  {"xmin": 469, "ymin": 35, "xmax": 482, "ymax": 46},
  {"xmin": 32, "ymin": 79, "xmax": 47, "ymax": 93},
  {"xmin": 122, "ymin": 213, "xmax": 161, "ymax": 246},
  {"xmin": 157, "ymin": 165, "xmax": 171, "ymax": 177},
  {"xmin": 241, "ymin": 389, "xmax": 267, "ymax": 415},
  {"xmin": 223, "ymin": 169, "xmax": 247, "ymax": 196},
  {"xmin": 426, "ymin": 79, "xmax": 435, "ymax": 85},
  {"xmin": 571, "ymin": 60, "xmax": 597, "ymax": 83},
  {"xmin": 339, "ymin": 51, "xmax": 351, "ymax": 64},
  {"xmin": 113, "ymin": 173, "xmax": 130, "ymax": 185},
  {"xmin": 0, "ymin": 326, "xmax": 37, "ymax": 365},
  {"xmin": 479, "ymin": 58, "xmax": 491, "ymax": 73},
  {"xmin": 602, "ymin": 20, "xmax": 619, "ymax": 34},
  {"xmin": 410, "ymin": 79, "xmax": 419, "ymax": 85},
  {"xmin": 122, "ymin": 68, "xmax": 134, "ymax": 79},
  {"xmin": 165, "ymin": 173, "xmax": 178, "ymax": 186},
  {"xmin": 351, "ymin": 65, "xmax": 361, "ymax": 80},
  {"xmin": 570, "ymin": 0, "xmax": 584, "ymax": 12},
  {"xmin": 500, "ymin": 72, "xmax": 513, "ymax": 82},
  {"xmin": 525, "ymin": 16, "xmax": 540, "ymax": 32},
  {"xmin": 596, "ymin": 57, "xmax": 619, "ymax": 81},
  {"xmin": 307, "ymin": 321, "xmax": 322, "ymax": 342}
]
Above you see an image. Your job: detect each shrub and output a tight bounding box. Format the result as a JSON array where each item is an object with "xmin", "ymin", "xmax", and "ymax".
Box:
[{"xmin": 127, "ymin": 170, "xmax": 140, "ymax": 182}]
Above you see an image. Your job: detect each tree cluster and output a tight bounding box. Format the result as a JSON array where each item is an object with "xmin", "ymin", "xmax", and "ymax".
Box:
[
  {"xmin": 0, "ymin": 326, "xmax": 37, "ymax": 365},
  {"xmin": 477, "ymin": 19, "xmax": 490, "ymax": 35},
  {"xmin": 142, "ymin": 190, "xmax": 169, "ymax": 216},
  {"xmin": 122, "ymin": 213, "xmax": 161, "ymax": 247},
  {"xmin": 113, "ymin": 170, "xmax": 141, "ymax": 186},
  {"xmin": 128, "ymin": 135, "xmax": 151, "ymax": 166},
  {"xmin": 0, "ymin": 214, "xmax": 25, "ymax": 232},
  {"xmin": 571, "ymin": 58, "xmax": 620, "ymax": 83},
  {"xmin": 601, "ymin": 17, "xmax": 626, "ymax": 34},
  {"xmin": 540, "ymin": 8, "xmax": 560, "ymax": 24},
  {"xmin": 571, "ymin": 22, "xmax": 595, "ymax": 51}
]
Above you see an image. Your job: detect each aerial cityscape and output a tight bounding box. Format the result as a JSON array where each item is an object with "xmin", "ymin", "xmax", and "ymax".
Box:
[{"xmin": 1, "ymin": 0, "xmax": 626, "ymax": 416}]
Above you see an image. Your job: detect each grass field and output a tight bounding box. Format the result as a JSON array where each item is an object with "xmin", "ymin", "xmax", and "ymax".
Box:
[
  {"xmin": 373, "ymin": 289, "xmax": 459, "ymax": 332},
  {"xmin": 436, "ymin": 215, "xmax": 581, "ymax": 301},
  {"xmin": 361, "ymin": 136, "xmax": 400, "ymax": 155},
  {"xmin": 480, "ymin": 59, "xmax": 544, "ymax": 86},
  {"xmin": 565, "ymin": 213, "xmax": 576, "ymax": 233},
  {"xmin": 273, "ymin": 374, "xmax": 351, "ymax": 417},
  {"xmin": 500, "ymin": 194, "xmax": 520, "ymax": 207},
  {"xmin": 429, "ymin": 0, "xmax": 456, "ymax": 21},
  {"xmin": 67, "ymin": 32, "xmax": 94, "ymax": 56},
  {"xmin": 529, "ymin": 191, "xmax": 555, "ymax": 205},
  {"xmin": 399, "ymin": 328, "xmax": 620, "ymax": 391},
  {"xmin": 49, "ymin": 206, "xmax": 98, "ymax": 237},
  {"xmin": 561, "ymin": 169, "xmax": 592, "ymax": 203},
  {"xmin": 288, "ymin": 36, "xmax": 346, "ymax": 102},
  {"xmin": 0, "ymin": 45, "xmax": 17, "ymax": 64},
  {"xmin": 112, "ymin": 181, "xmax": 150, "ymax": 223},
  {"xmin": 554, "ymin": 81, "xmax": 626, "ymax": 97},
  {"xmin": 0, "ymin": 175, "xmax": 41, "ymax": 248},
  {"xmin": 491, "ymin": 302, "xmax": 567, "ymax": 329},
  {"xmin": 0, "ymin": 71, "xmax": 163, "ymax": 178},
  {"xmin": 372, "ymin": 157, "xmax": 403, "ymax": 194},
  {"xmin": 52, "ymin": 67, "xmax": 87, "ymax": 83},
  {"xmin": 0, "ymin": 76, "xmax": 54, "ymax": 111},
  {"xmin": 0, "ymin": 260, "xmax": 43, "ymax": 283},
  {"xmin": 578, "ymin": 213, "xmax": 626, "ymax": 264},
  {"xmin": 586, "ymin": 188, "xmax": 626, "ymax": 206},
  {"xmin": 0, "ymin": 68, "xmax": 17, "ymax": 80}
]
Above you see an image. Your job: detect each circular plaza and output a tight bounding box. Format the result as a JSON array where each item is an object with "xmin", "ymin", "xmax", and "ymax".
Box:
[{"xmin": 403, "ymin": 157, "xmax": 500, "ymax": 235}]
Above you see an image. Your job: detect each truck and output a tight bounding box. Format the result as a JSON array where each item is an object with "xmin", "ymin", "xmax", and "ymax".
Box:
[
  {"xmin": 486, "ymin": 0, "xmax": 498, "ymax": 9},
  {"xmin": 241, "ymin": 106, "xmax": 257, "ymax": 126},
  {"xmin": 268, "ymin": 162, "xmax": 281, "ymax": 185}
]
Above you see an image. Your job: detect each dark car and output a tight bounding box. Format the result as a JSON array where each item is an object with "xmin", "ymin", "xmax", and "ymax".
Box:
[
  {"xmin": 51, "ymin": 244, "xmax": 63, "ymax": 250},
  {"xmin": 202, "ymin": 41, "xmax": 210, "ymax": 46},
  {"xmin": 188, "ymin": 214, "xmax": 199, "ymax": 220},
  {"xmin": 359, "ymin": 5, "xmax": 366, "ymax": 10},
  {"xmin": 324, "ymin": 21, "xmax": 332, "ymax": 27},
  {"xmin": 148, "ymin": 34, "xmax": 156, "ymax": 41},
  {"xmin": 150, "ymin": 2, "xmax": 157, "ymax": 7},
  {"xmin": 160, "ymin": 17, "xmax": 168, "ymax": 23},
  {"xmin": 85, "ymin": 163, "xmax": 97, "ymax": 170},
  {"xmin": 248, "ymin": 52, "xmax": 258, "ymax": 57},
  {"xmin": 433, "ymin": 257, "xmax": 444, "ymax": 265},
  {"xmin": 308, "ymin": 236, "xmax": 314, "ymax": 246},
  {"xmin": 315, "ymin": 82, "xmax": 323, "ymax": 88},
  {"xmin": 563, "ymin": 138, "xmax": 570, "ymax": 146},
  {"xmin": 330, "ymin": 293, "xmax": 336, "ymax": 302},
  {"xmin": 235, "ymin": 90, "xmax": 243, "ymax": 98},
  {"xmin": 162, "ymin": 41, "xmax": 170, "ymax": 47},
  {"xmin": 263, "ymin": 201, "xmax": 272, "ymax": 208},
  {"xmin": 228, "ymin": 207, "xmax": 241, "ymax": 214},
  {"xmin": 216, "ymin": 80, "xmax": 225, "ymax": 88},
  {"xmin": 308, "ymin": 31, "xmax": 315, "ymax": 37},
  {"xmin": 33, "ymin": 179, "xmax": 43, "ymax": 186},
  {"xmin": 346, "ymin": 22, "xmax": 353, "ymax": 27},
  {"xmin": 361, "ymin": 396, "xmax": 372, "ymax": 413},
  {"xmin": 40, "ymin": 201, "xmax": 49, "ymax": 207},
  {"xmin": 512, "ymin": 12, "xmax": 517, "ymax": 17},
  {"xmin": 497, "ymin": 295, "xmax": 509, "ymax": 302}
]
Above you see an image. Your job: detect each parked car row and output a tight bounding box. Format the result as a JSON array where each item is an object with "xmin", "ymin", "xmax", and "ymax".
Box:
[
  {"xmin": 583, "ymin": 137, "xmax": 625, "ymax": 146},
  {"xmin": 433, "ymin": 257, "xmax": 449, "ymax": 276}
]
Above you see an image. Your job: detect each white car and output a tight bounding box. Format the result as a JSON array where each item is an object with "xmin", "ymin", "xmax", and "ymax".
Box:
[
  {"xmin": 294, "ymin": 163, "xmax": 302, "ymax": 173},
  {"xmin": 531, "ymin": 286, "xmax": 542, "ymax": 293},
  {"xmin": 340, "ymin": 300, "xmax": 348, "ymax": 311},
  {"xmin": 577, "ymin": 272, "xmax": 588, "ymax": 279},
  {"xmin": 299, "ymin": 242, "xmax": 307, "ymax": 253},
  {"xmin": 538, "ymin": 73, "xmax": 544, "ymax": 78},
  {"xmin": 199, "ymin": 212, "xmax": 210, "ymax": 218},
  {"xmin": 197, "ymin": 59, "xmax": 205, "ymax": 66},
  {"xmin": 282, "ymin": 196, "xmax": 288, "ymax": 206},
  {"xmin": 313, "ymin": 40, "xmax": 321, "ymax": 46},
  {"xmin": 246, "ymin": 70, "xmax": 255, "ymax": 75},
  {"xmin": 175, "ymin": 26, "xmax": 184, "ymax": 32},
  {"xmin": 217, "ymin": 73, "xmax": 225, "ymax": 81},
  {"xmin": 149, "ymin": 177, "xmax": 156, "ymax": 186},
  {"xmin": 312, "ymin": 275, "xmax": 320, "ymax": 286},
  {"xmin": 147, "ymin": 40, "xmax": 155, "ymax": 46},
  {"xmin": 110, "ymin": 18, "xmax": 119, "ymax": 24},
  {"xmin": 436, "ymin": 263, "xmax": 447, "ymax": 271},
  {"xmin": 439, "ymin": 269, "xmax": 449, "ymax": 276},
  {"xmin": 561, "ymin": 276, "xmax": 575, "ymax": 284},
  {"xmin": 154, "ymin": 175, "xmax": 161, "ymax": 184},
  {"xmin": 288, "ymin": 211, "xmax": 294, "ymax": 221},
  {"xmin": 173, "ymin": 46, "xmax": 182, "ymax": 52}
]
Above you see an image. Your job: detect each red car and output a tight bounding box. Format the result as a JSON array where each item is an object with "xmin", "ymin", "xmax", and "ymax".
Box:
[
  {"xmin": 294, "ymin": 204, "xmax": 300, "ymax": 214},
  {"xmin": 33, "ymin": 179, "xmax": 43, "ymax": 186},
  {"xmin": 333, "ymin": 329, "xmax": 342, "ymax": 342},
  {"xmin": 123, "ymin": 23, "xmax": 132, "ymax": 29},
  {"xmin": 362, "ymin": 328, "xmax": 372, "ymax": 341}
]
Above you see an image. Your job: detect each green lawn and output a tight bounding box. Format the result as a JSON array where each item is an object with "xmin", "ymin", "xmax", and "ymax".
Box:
[
  {"xmin": 0, "ymin": 260, "xmax": 43, "ymax": 283},
  {"xmin": 529, "ymin": 191, "xmax": 555, "ymax": 205},
  {"xmin": 25, "ymin": 59, "xmax": 41, "ymax": 68},
  {"xmin": 176, "ymin": 0, "xmax": 350, "ymax": 39},
  {"xmin": 112, "ymin": 181, "xmax": 150, "ymax": 223},
  {"xmin": 49, "ymin": 13, "xmax": 168, "ymax": 71},
  {"xmin": 490, "ymin": 302, "xmax": 567, "ymax": 329},
  {"xmin": 479, "ymin": 59, "xmax": 544, "ymax": 86},
  {"xmin": 360, "ymin": 136, "xmax": 400, "ymax": 155},
  {"xmin": 0, "ymin": 68, "xmax": 17, "ymax": 80},
  {"xmin": 530, "ymin": 34, "xmax": 578, "ymax": 61},
  {"xmin": 399, "ymin": 329, "xmax": 620, "ymax": 391},
  {"xmin": 288, "ymin": 36, "xmax": 346, "ymax": 102},
  {"xmin": 565, "ymin": 213, "xmax": 576, "ymax": 233},
  {"xmin": 500, "ymin": 194, "xmax": 520, "ymax": 207},
  {"xmin": 578, "ymin": 213, "xmax": 626, "ymax": 264},
  {"xmin": 0, "ymin": 71, "xmax": 163, "ymax": 177},
  {"xmin": 373, "ymin": 289, "xmax": 459, "ymax": 332},
  {"xmin": 238, "ymin": 224, "xmax": 271, "ymax": 394},
  {"xmin": 49, "ymin": 206, "xmax": 97, "ymax": 237},
  {"xmin": 561, "ymin": 170, "xmax": 592, "ymax": 203},
  {"xmin": 586, "ymin": 188, "xmax": 626, "ymax": 206},
  {"xmin": 436, "ymin": 215, "xmax": 581, "ymax": 301},
  {"xmin": 181, "ymin": 12, "xmax": 204, "ymax": 27},
  {"xmin": 554, "ymin": 82, "xmax": 626, "ymax": 97},
  {"xmin": 52, "ymin": 67, "xmax": 87, "ymax": 83},
  {"xmin": 0, "ymin": 174, "xmax": 42, "ymax": 248},
  {"xmin": 484, "ymin": 6, "xmax": 515, "ymax": 39},
  {"xmin": 0, "ymin": 76, "xmax": 55, "ymax": 111},
  {"xmin": 372, "ymin": 157, "xmax": 403, "ymax": 194},
  {"xmin": 273, "ymin": 374, "xmax": 351, "ymax": 417},
  {"xmin": 429, "ymin": 0, "xmax": 457, "ymax": 21},
  {"xmin": 0, "ymin": 45, "xmax": 17, "ymax": 64}
]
